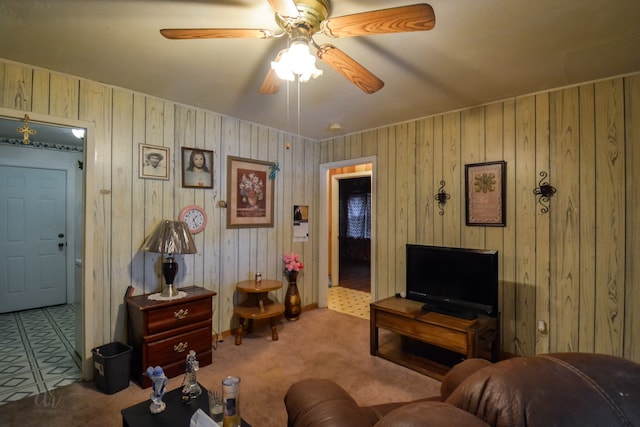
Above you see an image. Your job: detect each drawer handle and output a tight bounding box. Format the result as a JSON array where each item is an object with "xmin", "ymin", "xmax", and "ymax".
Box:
[
  {"xmin": 174, "ymin": 308, "xmax": 189, "ymax": 320},
  {"xmin": 174, "ymin": 342, "xmax": 189, "ymax": 353}
]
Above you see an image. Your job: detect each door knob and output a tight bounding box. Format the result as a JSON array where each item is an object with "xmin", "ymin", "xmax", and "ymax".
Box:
[
  {"xmin": 58, "ymin": 243, "xmax": 65, "ymax": 249},
  {"xmin": 58, "ymin": 233, "xmax": 64, "ymax": 238}
]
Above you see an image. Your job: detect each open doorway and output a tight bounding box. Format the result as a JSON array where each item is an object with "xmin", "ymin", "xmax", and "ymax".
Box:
[
  {"xmin": 318, "ymin": 157, "xmax": 375, "ymax": 319},
  {"xmin": 337, "ymin": 176, "xmax": 371, "ymax": 293},
  {"xmin": 0, "ymin": 111, "xmax": 89, "ymax": 404}
]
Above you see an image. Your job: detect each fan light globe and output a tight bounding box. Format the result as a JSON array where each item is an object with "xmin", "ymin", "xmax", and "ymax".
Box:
[{"xmin": 271, "ymin": 41, "xmax": 322, "ymax": 83}]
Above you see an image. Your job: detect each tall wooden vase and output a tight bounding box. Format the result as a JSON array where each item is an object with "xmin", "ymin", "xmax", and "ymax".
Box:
[{"xmin": 285, "ymin": 271, "xmax": 301, "ymax": 321}]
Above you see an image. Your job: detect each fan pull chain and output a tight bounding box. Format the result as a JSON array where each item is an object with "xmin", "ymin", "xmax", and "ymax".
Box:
[{"xmin": 297, "ymin": 78, "xmax": 301, "ymax": 147}]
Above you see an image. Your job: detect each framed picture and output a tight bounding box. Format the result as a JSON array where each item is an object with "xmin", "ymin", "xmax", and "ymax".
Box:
[
  {"xmin": 226, "ymin": 156, "xmax": 275, "ymax": 228},
  {"xmin": 465, "ymin": 161, "xmax": 506, "ymax": 226},
  {"xmin": 182, "ymin": 147, "xmax": 214, "ymax": 189},
  {"xmin": 139, "ymin": 144, "xmax": 170, "ymax": 180}
]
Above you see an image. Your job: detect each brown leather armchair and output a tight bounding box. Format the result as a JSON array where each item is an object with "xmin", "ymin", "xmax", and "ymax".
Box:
[{"xmin": 285, "ymin": 353, "xmax": 640, "ymax": 427}]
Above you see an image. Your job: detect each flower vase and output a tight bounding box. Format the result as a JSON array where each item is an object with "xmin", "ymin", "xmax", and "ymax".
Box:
[{"xmin": 285, "ymin": 271, "xmax": 301, "ymax": 321}]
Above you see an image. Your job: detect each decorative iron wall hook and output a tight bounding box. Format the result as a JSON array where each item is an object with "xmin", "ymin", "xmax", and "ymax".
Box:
[
  {"xmin": 533, "ymin": 171, "xmax": 556, "ymax": 213},
  {"xmin": 434, "ymin": 180, "xmax": 450, "ymax": 216}
]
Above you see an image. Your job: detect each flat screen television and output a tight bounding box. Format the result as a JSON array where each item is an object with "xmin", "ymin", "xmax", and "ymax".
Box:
[{"xmin": 405, "ymin": 244, "xmax": 498, "ymax": 319}]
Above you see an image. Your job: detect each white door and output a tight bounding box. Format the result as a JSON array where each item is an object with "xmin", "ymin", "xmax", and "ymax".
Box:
[{"xmin": 0, "ymin": 165, "xmax": 67, "ymax": 313}]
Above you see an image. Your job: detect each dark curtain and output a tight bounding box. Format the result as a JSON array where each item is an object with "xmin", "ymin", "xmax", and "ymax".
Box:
[{"xmin": 339, "ymin": 177, "xmax": 371, "ymax": 239}]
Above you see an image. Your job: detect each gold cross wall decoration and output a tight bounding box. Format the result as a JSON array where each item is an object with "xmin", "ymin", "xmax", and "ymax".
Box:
[{"xmin": 17, "ymin": 114, "xmax": 37, "ymax": 144}]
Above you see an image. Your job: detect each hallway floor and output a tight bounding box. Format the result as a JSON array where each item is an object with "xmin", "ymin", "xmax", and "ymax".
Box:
[
  {"xmin": 328, "ymin": 259, "xmax": 371, "ymax": 320},
  {"xmin": 328, "ymin": 286, "xmax": 370, "ymax": 319},
  {"xmin": 0, "ymin": 304, "xmax": 82, "ymax": 405}
]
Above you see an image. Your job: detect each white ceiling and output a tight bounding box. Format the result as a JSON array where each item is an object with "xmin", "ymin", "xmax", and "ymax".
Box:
[{"xmin": 0, "ymin": 0, "xmax": 639, "ymax": 140}]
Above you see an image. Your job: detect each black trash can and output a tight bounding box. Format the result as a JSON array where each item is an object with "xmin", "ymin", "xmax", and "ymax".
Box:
[{"xmin": 92, "ymin": 342, "xmax": 132, "ymax": 394}]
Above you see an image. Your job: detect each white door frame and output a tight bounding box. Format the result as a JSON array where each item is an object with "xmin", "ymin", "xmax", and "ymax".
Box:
[
  {"xmin": 318, "ymin": 156, "xmax": 376, "ymax": 308},
  {"xmin": 0, "ymin": 107, "xmax": 96, "ymax": 380}
]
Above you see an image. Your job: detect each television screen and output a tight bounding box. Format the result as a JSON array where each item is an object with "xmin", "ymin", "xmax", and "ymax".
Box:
[{"xmin": 405, "ymin": 244, "xmax": 498, "ymax": 318}]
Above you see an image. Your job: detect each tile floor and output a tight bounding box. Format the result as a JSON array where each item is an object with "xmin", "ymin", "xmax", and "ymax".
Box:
[
  {"xmin": 328, "ymin": 285, "xmax": 371, "ymax": 320},
  {"xmin": 0, "ymin": 304, "xmax": 82, "ymax": 405}
]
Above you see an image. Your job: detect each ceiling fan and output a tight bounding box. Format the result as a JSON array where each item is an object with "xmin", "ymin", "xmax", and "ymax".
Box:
[{"xmin": 160, "ymin": 0, "xmax": 435, "ymax": 95}]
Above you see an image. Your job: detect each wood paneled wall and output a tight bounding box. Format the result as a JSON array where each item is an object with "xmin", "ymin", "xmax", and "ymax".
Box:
[
  {"xmin": 0, "ymin": 60, "xmax": 320, "ymax": 361},
  {"xmin": 2, "ymin": 56, "xmax": 639, "ymax": 364},
  {"xmin": 321, "ymin": 74, "xmax": 640, "ymax": 362}
]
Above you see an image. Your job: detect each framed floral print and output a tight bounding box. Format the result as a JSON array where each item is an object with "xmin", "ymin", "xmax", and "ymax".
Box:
[
  {"xmin": 226, "ymin": 156, "xmax": 275, "ymax": 228},
  {"xmin": 465, "ymin": 161, "xmax": 506, "ymax": 226}
]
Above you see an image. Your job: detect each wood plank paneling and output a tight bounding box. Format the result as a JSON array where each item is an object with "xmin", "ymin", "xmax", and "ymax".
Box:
[
  {"xmin": 395, "ymin": 123, "xmax": 410, "ymax": 295},
  {"xmin": 110, "ymin": 88, "xmax": 135, "ymax": 343},
  {"xmin": 484, "ymin": 103, "xmax": 506, "ymax": 343},
  {"xmin": 0, "ymin": 59, "xmax": 322, "ymax": 371},
  {"xmin": 78, "ymin": 79, "xmax": 113, "ymax": 345},
  {"xmin": 534, "ymin": 92, "xmax": 550, "ymax": 355},
  {"xmin": 376, "ymin": 128, "xmax": 390, "ymax": 299},
  {"xmin": 2, "ymin": 56, "xmax": 640, "ymax": 366},
  {"xmin": 133, "ymin": 94, "xmax": 151, "ymax": 293},
  {"xmin": 0, "ymin": 62, "xmax": 32, "ymax": 110},
  {"xmin": 433, "ymin": 116, "xmax": 444, "ymax": 246},
  {"xmin": 513, "ymin": 95, "xmax": 537, "ymax": 356},
  {"xmin": 550, "ymin": 88, "xmax": 580, "ymax": 353},
  {"xmin": 594, "ymin": 79, "xmax": 625, "ymax": 356},
  {"xmin": 460, "ymin": 106, "xmax": 485, "ymax": 250},
  {"xmin": 578, "ymin": 83, "xmax": 597, "ymax": 353},
  {"xmin": 31, "ymin": 68, "xmax": 50, "ymax": 114},
  {"xmin": 320, "ymin": 75, "xmax": 638, "ymax": 362},
  {"xmin": 441, "ymin": 112, "xmax": 461, "ymax": 247},
  {"xmin": 502, "ymin": 99, "xmax": 517, "ymax": 355},
  {"xmin": 49, "ymin": 74, "xmax": 79, "ymax": 119},
  {"xmin": 624, "ymin": 74, "xmax": 640, "ymax": 361},
  {"xmin": 415, "ymin": 117, "xmax": 435, "ymax": 244}
]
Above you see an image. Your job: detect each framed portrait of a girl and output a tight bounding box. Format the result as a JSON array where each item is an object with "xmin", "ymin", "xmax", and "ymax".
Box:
[{"xmin": 182, "ymin": 147, "xmax": 214, "ymax": 189}]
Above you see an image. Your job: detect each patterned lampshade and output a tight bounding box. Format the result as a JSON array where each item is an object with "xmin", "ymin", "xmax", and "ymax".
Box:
[{"xmin": 142, "ymin": 220, "xmax": 197, "ymax": 255}]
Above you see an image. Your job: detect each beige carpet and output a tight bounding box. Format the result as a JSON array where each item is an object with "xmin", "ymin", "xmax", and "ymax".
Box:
[{"xmin": 0, "ymin": 308, "xmax": 441, "ymax": 427}]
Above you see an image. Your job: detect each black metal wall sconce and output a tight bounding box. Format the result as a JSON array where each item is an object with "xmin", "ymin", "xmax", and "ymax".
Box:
[
  {"xmin": 533, "ymin": 171, "xmax": 556, "ymax": 213},
  {"xmin": 434, "ymin": 180, "xmax": 450, "ymax": 216}
]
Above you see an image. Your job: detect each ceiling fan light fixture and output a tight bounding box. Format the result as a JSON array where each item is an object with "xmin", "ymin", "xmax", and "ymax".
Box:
[
  {"xmin": 271, "ymin": 39, "xmax": 322, "ymax": 83},
  {"xmin": 271, "ymin": 56, "xmax": 296, "ymax": 81}
]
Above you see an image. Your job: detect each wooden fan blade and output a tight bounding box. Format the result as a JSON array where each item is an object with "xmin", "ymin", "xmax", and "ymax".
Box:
[
  {"xmin": 268, "ymin": 0, "xmax": 299, "ymax": 19},
  {"xmin": 259, "ymin": 69, "xmax": 281, "ymax": 95},
  {"xmin": 321, "ymin": 3, "xmax": 435, "ymax": 38},
  {"xmin": 259, "ymin": 50, "xmax": 286, "ymax": 95},
  {"xmin": 160, "ymin": 28, "xmax": 274, "ymax": 39},
  {"xmin": 316, "ymin": 45, "xmax": 384, "ymax": 94}
]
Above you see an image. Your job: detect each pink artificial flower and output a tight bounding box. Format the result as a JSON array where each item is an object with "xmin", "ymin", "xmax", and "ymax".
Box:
[{"xmin": 283, "ymin": 252, "xmax": 304, "ymax": 272}]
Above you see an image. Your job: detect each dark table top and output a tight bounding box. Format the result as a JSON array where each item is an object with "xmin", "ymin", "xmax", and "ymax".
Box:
[{"xmin": 121, "ymin": 383, "xmax": 251, "ymax": 427}]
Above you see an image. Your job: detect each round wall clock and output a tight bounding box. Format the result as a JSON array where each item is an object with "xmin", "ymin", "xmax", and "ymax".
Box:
[{"xmin": 179, "ymin": 205, "xmax": 207, "ymax": 234}]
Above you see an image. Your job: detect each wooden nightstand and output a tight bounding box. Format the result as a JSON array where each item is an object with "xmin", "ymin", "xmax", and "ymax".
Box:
[{"xmin": 126, "ymin": 286, "xmax": 216, "ymax": 388}]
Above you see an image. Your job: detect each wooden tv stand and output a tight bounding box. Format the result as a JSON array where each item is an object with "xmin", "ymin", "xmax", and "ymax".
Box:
[{"xmin": 370, "ymin": 297, "xmax": 500, "ymax": 380}]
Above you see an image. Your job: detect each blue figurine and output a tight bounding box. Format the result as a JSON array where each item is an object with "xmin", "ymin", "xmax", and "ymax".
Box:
[{"xmin": 147, "ymin": 366, "xmax": 168, "ymax": 414}]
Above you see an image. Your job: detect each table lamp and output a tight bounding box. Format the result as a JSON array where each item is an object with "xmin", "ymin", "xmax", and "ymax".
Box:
[{"xmin": 142, "ymin": 220, "xmax": 197, "ymax": 297}]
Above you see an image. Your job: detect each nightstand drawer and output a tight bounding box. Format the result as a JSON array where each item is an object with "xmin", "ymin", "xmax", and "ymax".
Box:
[
  {"xmin": 146, "ymin": 298, "xmax": 212, "ymax": 335},
  {"xmin": 146, "ymin": 325, "xmax": 211, "ymax": 366}
]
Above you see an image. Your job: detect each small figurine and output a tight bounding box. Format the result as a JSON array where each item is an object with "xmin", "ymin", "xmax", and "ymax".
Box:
[
  {"xmin": 147, "ymin": 366, "xmax": 167, "ymax": 414},
  {"xmin": 181, "ymin": 350, "xmax": 202, "ymax": 404}
]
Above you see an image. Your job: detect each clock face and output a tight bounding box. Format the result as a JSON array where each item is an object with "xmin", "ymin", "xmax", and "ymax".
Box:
[{"xmin": 179, "ymin": 205, "xmax": 207, "ymax": 234}]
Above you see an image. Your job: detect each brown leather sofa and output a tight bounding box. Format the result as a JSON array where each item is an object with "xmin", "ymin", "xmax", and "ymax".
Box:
[{"xmin": 284, "ymin": 353, "xmax": 640, "ymax": 427}]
